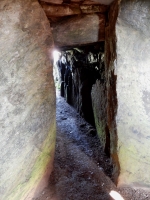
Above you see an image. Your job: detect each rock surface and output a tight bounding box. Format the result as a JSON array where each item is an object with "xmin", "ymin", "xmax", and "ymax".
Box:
[
  {"xmin": 105, "ymin": 0, "xmax": 119, "ymax": 183},
  {"xmin": 116, "ymin": 0, "xmax": 150, "ymax": 188},
  {"xmin": 40, "ymin": 0, "xmax": 63, "ymax": 4},
  {"xmin": 0, "ymin": 1, "xmax": 56, "ymax": 199},
  {"xmin": 91, "ymin": 80, "xmax": 110, "ymax": 155},
  {"xmin": 40, "ymin": 0, "xmax": 114, "ymax": 5},
  {"xmin": 52, "ymin": 14, "xmax": 105, "ymax": 47},
  {"xmin": 40, "ymin": 3, "xmax": 108, "ymax": 17},
  {"xmin": 41, "ymin": 3, "xmax": 81, "ymax": 17}
]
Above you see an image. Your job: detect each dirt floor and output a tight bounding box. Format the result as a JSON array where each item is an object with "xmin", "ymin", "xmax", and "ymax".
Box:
[{"xmin": 34, "ymin": 90, "xmax": 150, "ymax": 200}]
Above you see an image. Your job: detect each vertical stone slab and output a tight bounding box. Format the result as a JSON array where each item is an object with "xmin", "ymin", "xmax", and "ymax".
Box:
[
  {"xmin": 116, "ymin": 0, "xmax": 150, "ymax": 188},
  {"xmin": 105, "ymin": 0, "xmax": 119, "ymax": 182},
  {"xmin": 91, "ymin": 80, "xmax": 110, "ymax": 154},
  {"xmin": 0, "ymin": 0, "xmax": 55, "ymax": 199}
]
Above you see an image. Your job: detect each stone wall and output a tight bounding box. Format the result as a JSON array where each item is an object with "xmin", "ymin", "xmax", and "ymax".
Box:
[
  {"xmin": 52, "ymin": 14, "xmax": 105, "ymax": 47},
  {"xmin": 116, "ymin": 0, "xmax": 150, "ymax": 188},
  {"xmin": 91, "ymin": 80, "xmax": 110, "ymax": 156},
  {"xmin": 0, "ymin": 1, "xmax": 56, "ymax": 199},
  {"xmin": 105, "ymin": 0, "xmax": 119, "ymax": 182},
  {"xmin": 105, "ymin": 0, "xmax": 150, "ymax": 188}
]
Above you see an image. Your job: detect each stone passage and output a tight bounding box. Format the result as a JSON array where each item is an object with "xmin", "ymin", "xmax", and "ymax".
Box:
[
  {"xmin": 35, "ymin": 90, "xmax": 150, "ymax": 200},
  {"xmin": 1, "ymin": 0, "xmax": 150, "ymax": 199},
  {"xmin": 115, "ymin": 0, "xmax": 150, "ymax": 187},
  {"xmin": 53, "ymin": 43, "xmax": 112, "ymax": 158}
]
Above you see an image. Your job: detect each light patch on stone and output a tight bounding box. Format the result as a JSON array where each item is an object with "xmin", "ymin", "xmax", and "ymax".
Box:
[{"xmin": 110, "ymin": 190, "xmax": 124, "ymax": 200}]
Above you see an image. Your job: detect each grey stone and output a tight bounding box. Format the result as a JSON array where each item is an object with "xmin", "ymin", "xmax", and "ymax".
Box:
[
  {"xmin": 91, "ymin": 80, "xmax": 107, "ymax": 150},
  {"xmin": 112, "ymin": 0, "xmax": 150, "ymax": 188},
  {"xmin": 104, "ymin": 0, "xmax": 150, "ymax": 186},
  {"xmin": 0, "ymin": 0, "xmax": 56, "ymax": 199},
  {"xmin": 52, "ymin": 14, "xmax": 105, "ymax": 47}
]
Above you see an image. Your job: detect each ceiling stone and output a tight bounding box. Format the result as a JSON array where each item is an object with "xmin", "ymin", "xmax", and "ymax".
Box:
[
  {"xmin": 39, "ymin": 0, "xmax": 114, "ymax": 5},
  {"xmin": 40, "ymin": 0, "xmax": 63, "ymax": 4},
  {"xmin": 83, "ymin": 0, "xmax": 114, "ymax": 5},
  {"xmin": 41, "ymin": 4, "xmax": 81, "ymax": 17},
  {"xmin": 39, "ymin": 0, "xmax": 111, "ymax": 47},
  {"xmin": 40, "ymin": 3, "xmax": 108, "ymax": 17},
  {"xmin": 52, "ymin": 14, "xmax": 105, "ymax": 47}
]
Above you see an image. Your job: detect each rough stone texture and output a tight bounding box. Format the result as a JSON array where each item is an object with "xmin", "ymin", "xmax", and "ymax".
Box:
[
  {"xmin": 40, "ymin": 3, "xmax": 108, "ymax": 17},
  {"xmin": 52, "ymin": 14, "xmax": 105, "ymax": 47},
  {"xmin": 0, "ymin": 1, "xmax": 56, "ymax": 199},
  {"xmin": 105, "ymin": 0, "xmax": 119, "ymax": 183},
  {"xmin": 115, "ymin": 0, "xmax": 150, "ymax": 188},
  {"xmin": 39, "ymin": 0, "xmax": 114, "ymax": 5},
  {"xmin": 91, "ymin": 80, "xmax": 110, "ymax": 156},
  {"xmin": 40, "ymin": 0, "xmax": 63, "ymax": 4},
  {"xmin": 83, "ymin": 0, "xmax": 114, "ymax": 5},
  {"xmin": 80, "ymin": 5, "xmax": 108, "ymax": 14},
  {"xmin": 41, "ymin": 3, "xmax": 81, "ymax": 17}
]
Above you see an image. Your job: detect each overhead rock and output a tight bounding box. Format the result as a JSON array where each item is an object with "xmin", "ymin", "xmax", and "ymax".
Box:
[
  {"xmin": 40, "ymin": 0, "xmax": 63, "ymax": 4},
  {"xmin": 91, "ymin": 80, "xmax": 110, "ymax": 155},
  {"xmin": 41, "ymin": 3, "xmax": 81, "ymax": 17},
  {"xmin": 0, "ymin": 0, "xmax": 56, "ymax": 199},
  {"xmin": 83, "ymin": 0, "xmax": 114, "ymax": 5},
  {"xmin": 105, "ymin": 0, "xmax": 119, "ymax": 183},
  {"xmin": 80, "ymin": 5, "xmax": 108, "ymax": 13},
  {"xmin": 40, "ymin": 3, "xmax": 108, "ymax": 17},
  {"xmin": 105, "ymin": 0, "xmax": 150, "ymax": 188},
  {"xmin": 52, "ymin": 14, "xmax": 105, "ymax": 47}
]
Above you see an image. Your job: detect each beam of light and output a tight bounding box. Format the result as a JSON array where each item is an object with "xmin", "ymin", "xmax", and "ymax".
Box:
[
  {"xmin": 53, "ymin": 50, "xmax": 61, "ymax": 64},
  {"xmin": 109, "ymin": 190, "xmax": 124, "ymax": 200}
]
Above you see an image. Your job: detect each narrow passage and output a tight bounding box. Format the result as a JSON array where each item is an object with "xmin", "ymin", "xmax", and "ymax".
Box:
[
  {"xmin": 35, "ymin": 90, "xmax": 118, "ymax": 200},
  {"xmin": 35, "ymin": 90, "xmax": 150, "ymax": 200}
]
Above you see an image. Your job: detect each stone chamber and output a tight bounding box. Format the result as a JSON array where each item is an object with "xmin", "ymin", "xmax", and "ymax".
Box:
[{"xmin": 0, "ymin": 0, "xmax": 150, "ymax": 199}]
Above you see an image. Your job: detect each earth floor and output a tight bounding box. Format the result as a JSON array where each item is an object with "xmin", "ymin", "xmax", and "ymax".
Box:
[{"xmin": 34, "ymin": 90, "xmax": 150, "ymax": 200}]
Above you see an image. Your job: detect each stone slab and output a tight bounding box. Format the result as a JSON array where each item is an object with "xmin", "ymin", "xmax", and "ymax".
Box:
[
  {"xmin": 52, "ymin": 14, "xmax": 105, "ymax": 47},
  {"xmin": 0, "ymin": 0, "xmax": 56, "ymax": 199},
  {"xmin": 116, "ymin": 0, "xmax": 150, "ymax": 188}
]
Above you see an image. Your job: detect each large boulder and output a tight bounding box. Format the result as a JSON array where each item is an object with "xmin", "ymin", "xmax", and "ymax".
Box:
[
  {"xmin": 91, "ymin": 80, "xmax": 110, "ymax": 155},
  {"xmin": 106, "ymin": 0, "xmax": 150, "ymax": 188},
  {"xmin": 39, "ymin": 0, "xmax": 114, "ymax": 5},
  {"xmin": 0, "ymin": 0, "xmax": 56, "ymax": 199},
  {"xmin": 116, "ymin": 0, "xmax": 150, "ymax": 188},
  {"xmin": 83, "ymin": 0, "xmax": 114, "ymax": 5},
  {"xmin": 52, "ymin": 14, "xmax": 105, "ymax": 47}
]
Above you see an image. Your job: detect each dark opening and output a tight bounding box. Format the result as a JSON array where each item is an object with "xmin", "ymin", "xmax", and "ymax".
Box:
[{"xmin": 53, "ymin": 42, "xmax": 110, "ymax": 156}]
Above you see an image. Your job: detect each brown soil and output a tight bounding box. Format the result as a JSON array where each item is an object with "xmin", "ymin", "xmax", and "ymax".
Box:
[{"xmin": 34, "ymin": 90, "xmax": 150, "ymax": 200}]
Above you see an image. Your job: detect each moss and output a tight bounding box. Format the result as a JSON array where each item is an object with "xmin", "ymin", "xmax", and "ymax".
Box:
[
  {"xmin": 93, "ymin": 107, "xmax": 106, "ymax": 149},
  {"xmin": 6, "ymin": 122, "xmax": 56, "ymax": 200}
]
